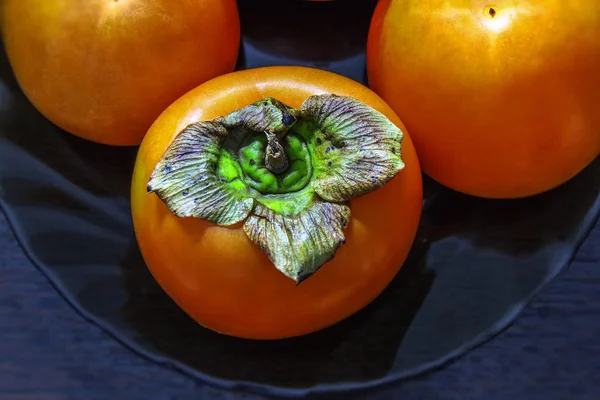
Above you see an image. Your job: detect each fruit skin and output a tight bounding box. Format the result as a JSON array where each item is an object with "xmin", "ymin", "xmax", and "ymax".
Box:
[
  {"xmin": 367, "ymin": 0, "xmax": 600, "ymax": 199},
  {"xmin": 1, "ymin": 0, "xmax": 240, "ymax": 146},
  {"xmin": 131, "ymin": 66, "xmax": 423, "ymax": 340}
]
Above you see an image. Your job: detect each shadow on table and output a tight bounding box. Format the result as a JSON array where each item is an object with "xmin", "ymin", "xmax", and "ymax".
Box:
[
  {"xmin": 238, "ymin": 0, "xmax": 377, "ymax": 62},
  {"xmin": 236, "ymin": 0, "xmax": 379, "ymax": 84}
]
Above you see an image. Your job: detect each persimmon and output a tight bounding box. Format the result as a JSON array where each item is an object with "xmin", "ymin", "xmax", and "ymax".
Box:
[
  {"xmin": 1, "ymin": 0, "xmax": 240, "ymax": 146},
  {"xmin": 131, "ymin": 66, "xmax": 423, "ymax": 339},
  {"xmin": 367, "ymin": 0, "xmax": 600, "ymax": 198}
]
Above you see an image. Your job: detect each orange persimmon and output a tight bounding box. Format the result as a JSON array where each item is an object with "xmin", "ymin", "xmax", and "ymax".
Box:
[
  {"xmin": 367, "ymin": 0, "xmax": 600, "ymax": 198},
  {"xmin": 1, "ymin": 0, "xmax": 240, "ymax": 146},
  {"xmin": 131, "ymin": 66, "xmax": 423, "ymax": 339}
]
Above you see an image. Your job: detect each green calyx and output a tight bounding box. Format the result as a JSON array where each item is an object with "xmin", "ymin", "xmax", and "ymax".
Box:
[
  {"xmin": 238, "ymin": 133, "xmax": 312, "ymax": 195},
  {"xmin": 147, "ymin": 94, "xmax": 405, "ymax": 283}
]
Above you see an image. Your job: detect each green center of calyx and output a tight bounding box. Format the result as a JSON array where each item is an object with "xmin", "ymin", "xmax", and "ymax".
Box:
[
  {"xmin": 238, "ymin": 133, "xmax": 311, "ymax": 194},
  {"xmin": 147, "ymin": 94, "xmax": 406, "ymax": 283}
]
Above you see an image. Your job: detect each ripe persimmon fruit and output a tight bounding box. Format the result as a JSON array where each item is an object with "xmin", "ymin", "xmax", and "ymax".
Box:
[
  {"xmin": 367, "ymin": 0, "xmax": 600, "ymax": 198},
  {"xmin": 131, "ymin": 66, "xmax": 423, "ymax": 339},
  {"xmin": 1, "ymin": 0, "xmax": 240, "ymax": 146}
]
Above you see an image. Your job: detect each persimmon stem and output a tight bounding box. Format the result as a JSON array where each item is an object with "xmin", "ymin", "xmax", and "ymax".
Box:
[{"xmin": 265, "ymin": 132, "xmax": 289, "ymax": 174}]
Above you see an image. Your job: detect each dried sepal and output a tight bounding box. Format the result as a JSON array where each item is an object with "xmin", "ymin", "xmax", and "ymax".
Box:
[
  {"xmin": 302, "ymin": 94, "xmax": 405, "ymax": 202},
  {"xmin": 243, "ymin": 201, "xmax": 351, "ymax": 283},
  {"xmin": 147, "ymin": 122, "xmax": 254, "ymax": 226}
]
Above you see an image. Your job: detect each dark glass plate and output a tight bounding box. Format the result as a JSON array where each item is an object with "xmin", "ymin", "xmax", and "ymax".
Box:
[{"xmin": 1, "ymin": 1, "xmax": 598, "ymax": 397}]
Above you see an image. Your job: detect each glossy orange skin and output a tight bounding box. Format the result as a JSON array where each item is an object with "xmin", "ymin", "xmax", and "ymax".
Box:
[
  {"xmin": 131, "ymin": 66, "xmax": 423, "ymax": 339},
  {"xmin": 1, "ymin": 0, "xmax": 240, "ymax": 146},
  {"xmin": 367, "ymin": 0, "xmax": 600, "ymax": 198}
]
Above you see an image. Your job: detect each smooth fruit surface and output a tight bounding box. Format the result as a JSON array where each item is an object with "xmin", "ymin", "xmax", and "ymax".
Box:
[
  {"xmin": 131, "ymin": 66, "xmax": 423, "ymax": 339},
  {"xmin": 367, "ymin": 0, "xmax": 600, "ymax": 198},
  {"xmin": 2, "ymin": 0, "xmax": 240, "ymax": 145}
]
